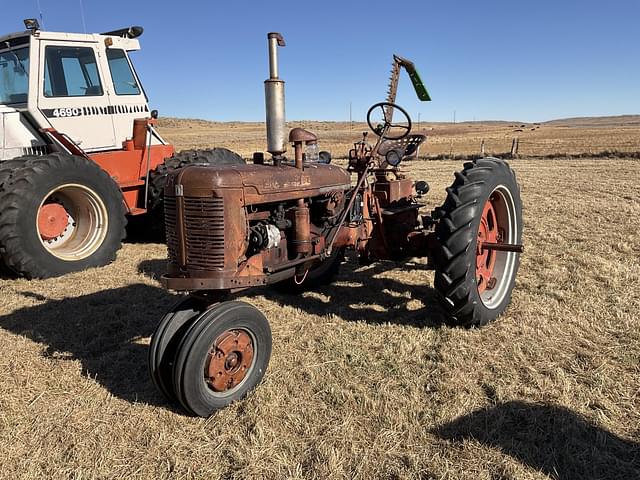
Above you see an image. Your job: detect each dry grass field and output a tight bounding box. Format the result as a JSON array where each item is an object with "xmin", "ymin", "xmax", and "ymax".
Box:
[
  {"xmin": 0, "ymin": 119, "xmax": 639, "ymax": 479},
  {"xmin": 157, "ymin": 114, "xmax": 640, "ymax": 159}
]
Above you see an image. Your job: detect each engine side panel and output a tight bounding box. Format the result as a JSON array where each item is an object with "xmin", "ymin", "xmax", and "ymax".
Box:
[{"xmin": 168, "ymin": 162, "xmax": 351, "ymax": 202}]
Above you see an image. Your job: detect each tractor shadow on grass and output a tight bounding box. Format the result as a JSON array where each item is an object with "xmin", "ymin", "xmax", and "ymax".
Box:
[
  {"xmin": 139, "ymin": 254, "xmax": 449, "ymax": 329},
  {"xmin": 433, "ymin": 400, "xmax": 640, "ymax": 479},
  {"xmin": 0, "ymin": 255, "xmax": 446, "ymax": 412},
  {"xmin": 265, "ymin": 259, "xmax": 449, "ymax": 328},
  {"xmin": 0, "ymin": 283, "xmax": 180, "ymax": 409}
]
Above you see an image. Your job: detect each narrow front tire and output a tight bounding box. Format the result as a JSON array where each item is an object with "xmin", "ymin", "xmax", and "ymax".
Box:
[{"xmin": 171, "ymin": 301, "xmax": 272, "ymax": 417}]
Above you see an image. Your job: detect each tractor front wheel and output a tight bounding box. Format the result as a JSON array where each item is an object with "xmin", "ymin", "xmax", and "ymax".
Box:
[
  {"xmin": 432, "ymin": 158, "xmax": 522, "ymax": 327},
  {"xmin": 0, "ymin": 153, "xmax": 125, "ymax": 278},
  {"xmin": 170, "ymin": 301, "xmax": 272, "ymax": 417}
]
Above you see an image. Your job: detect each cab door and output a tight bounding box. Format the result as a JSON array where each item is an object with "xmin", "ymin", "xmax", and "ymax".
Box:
[{"xmin": 36, "ymin": 41, "xmax": 117, "ymax": 151}]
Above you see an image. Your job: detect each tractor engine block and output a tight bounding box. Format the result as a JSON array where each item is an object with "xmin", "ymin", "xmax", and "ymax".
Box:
[{"xmin": 162, "ymin": 162, "xmax": 351, "ymax": 291}]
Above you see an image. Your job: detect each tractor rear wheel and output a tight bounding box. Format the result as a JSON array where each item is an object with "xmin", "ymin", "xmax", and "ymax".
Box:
[
  {"xmin": 432, "ymin": 158, "xmax": 522, "ymax": 327},
  {"xmin": 0, "ymin": 158, "xmax": 35, "ymax": 275},
  {"xmin": 0, "ymin": 153, "xmax": 126, "ymax": 278},
  {"xmin": 142, "ymin": 148, "xmax": 245, "ymax": 239}
]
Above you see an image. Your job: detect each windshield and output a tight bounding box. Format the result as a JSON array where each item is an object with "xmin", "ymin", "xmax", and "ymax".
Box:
[{"xmin": 0, "ymin": 47, "xmax": 29, "ymax": 104}]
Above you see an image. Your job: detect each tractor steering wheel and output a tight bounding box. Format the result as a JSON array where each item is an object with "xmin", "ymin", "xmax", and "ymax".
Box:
[{"xmin": 366, "ymin": 102, "xmax": 412, "ymax": 140}]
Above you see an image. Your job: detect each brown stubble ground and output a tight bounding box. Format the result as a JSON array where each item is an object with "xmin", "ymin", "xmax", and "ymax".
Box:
[
  {"xmin": 0, "ymin": 121, "xmax": 639, "ymax": 478},
  {"xmin": 158, "ymin": 116, "xmax": 640, "ymax": 158}
]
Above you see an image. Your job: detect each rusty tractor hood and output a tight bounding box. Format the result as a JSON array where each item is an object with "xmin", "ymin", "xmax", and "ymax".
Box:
[{"xmin": 166, "ymin": 162, "xmax": 352, "ymax": 205}]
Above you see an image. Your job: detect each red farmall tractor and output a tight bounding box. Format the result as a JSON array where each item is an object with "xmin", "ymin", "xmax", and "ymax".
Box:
[
  {"xmin": 149, "ymin": 33, "xmax": 524, "ymax": 417},
  {"xmin": 0, "ymin": 20, "xmax": 243, "ymax": 278}
]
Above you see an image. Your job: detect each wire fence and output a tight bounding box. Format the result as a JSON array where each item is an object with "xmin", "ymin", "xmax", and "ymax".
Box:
[{"xmin": 414, "ymin": 136, "xmax": 640, "ymax": 161}]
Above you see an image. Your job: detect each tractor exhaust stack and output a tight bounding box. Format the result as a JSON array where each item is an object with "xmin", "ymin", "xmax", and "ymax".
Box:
[{"xmin": 265, "ymin": 32, "xmax": 287, "ymax": 159}]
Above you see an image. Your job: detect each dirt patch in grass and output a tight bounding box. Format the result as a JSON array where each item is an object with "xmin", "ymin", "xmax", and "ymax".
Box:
[{"xmin": 1, "ymin": 154, "xmax": 639, "ymax": 478}]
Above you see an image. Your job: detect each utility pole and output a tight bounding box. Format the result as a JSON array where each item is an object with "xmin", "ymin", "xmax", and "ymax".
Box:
[
  {"xmin": 417, "ymin": 112, "xmax": 421, "ymax": 129},
  {"xmin": 453, "ymin": 110, "xmax": 456, "ymax": 124},
  {"xmin": 349, "ymin": 102, "xmax": 352, "ymax": 131}
]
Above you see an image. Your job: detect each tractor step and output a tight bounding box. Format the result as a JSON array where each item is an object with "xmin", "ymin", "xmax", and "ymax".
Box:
[
  {"xmin": 119, "ymin": 180, "xmax": 146, "ymax": 189},
  {"xmin": 128, "ymin": 207, "xmax": 147, "ymax": 216}
]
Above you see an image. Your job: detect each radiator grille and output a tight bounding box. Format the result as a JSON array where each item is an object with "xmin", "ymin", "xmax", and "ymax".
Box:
[{"xmin": 165, "ymin": 195, "xmax": 225, "ymax": 270}]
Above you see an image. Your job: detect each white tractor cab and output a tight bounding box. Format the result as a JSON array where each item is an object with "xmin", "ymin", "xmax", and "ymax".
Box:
[{"xmin": 0, "ymin": 19, "xmax": 244, "ymax": 279}]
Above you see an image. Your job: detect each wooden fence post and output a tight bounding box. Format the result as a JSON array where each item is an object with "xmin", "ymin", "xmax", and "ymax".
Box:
[
  {"xmin": 511, "ymin": 138, "xmax": 519, "ymax": 158},
  {"xmin": 480, "ymin": 139, "xmax": 485, "ymax": 156}
]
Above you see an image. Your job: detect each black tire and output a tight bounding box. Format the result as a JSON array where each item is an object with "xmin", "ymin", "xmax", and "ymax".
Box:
[
  {"xmin": 432, "ymin": 158, "xmax": 522, "ymax": 327},
  {"xmin": 0, "ymin": 158, "xmax": 34, "ymax": 274},
  {"xmin": 148, "ymin": 295, "xmax": 208, "ymax": 403},
  {"xmin": 172, "ymin": 301, "xmax": 272, "ymax": 417},
  {"xmin": 141, "ymin": 148, "xmax": 245, "ymax": 240},
  {"xmin": 0, "ymin": 157, "xmax": 32, "ymax": 189},
  {"xmin": 273, "ymin": 247, "xmax": 345, "ymax": 293},
  {"xmin": 0, "ymin": 153, "xmax": 126, "ymax": 278}
]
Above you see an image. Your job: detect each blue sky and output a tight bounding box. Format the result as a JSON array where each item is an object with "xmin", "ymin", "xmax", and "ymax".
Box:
[{"xmin": 2, "ymin": 0, "xmax": 639, "ymax": 122}]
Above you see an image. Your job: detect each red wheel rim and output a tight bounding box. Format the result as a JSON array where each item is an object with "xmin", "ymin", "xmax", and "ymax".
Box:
[
  {"xmin": 38, "ymin": 203, "xmax": 69, "ymax": 241},
  {"xmin": 476, "ymin": 196, "xmax": 500, "ymax": 293},
  {"xmin": 205, "ymin": 330, "xmax": 254, "ymax": 392}
]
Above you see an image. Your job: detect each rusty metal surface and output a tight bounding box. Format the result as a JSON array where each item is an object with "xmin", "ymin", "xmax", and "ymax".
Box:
[
  {"xmin": 476, "ymin": 198, "xmax": 499, "ymax": 293},
  {"xmin": 165, "ymin": 173, "xmax": 247, "ymax": 277},
  {"xmin": 481, "ymin": 242, "xmax": 524, "ymax": 253},
  {"xmin": 289, "ymin": 128, "xmax": 318, "ymax": 144},
  {"xmin": 166, "ymin": 163, "xmax": 351, "ymax": 203},
  {"xmin": 373, "ymin": 177, "xmax": 414, "ymax": 206},
  {"xmin": 384, "ymin": 59, "xmax": 401, "ymax": 123},
  {"xmin": 294, "ymin": 142, "xmax": 304, "ymax": 170},
  {"xmin": 162, "ymin": 132, "xmax": 433, "ymax": 294},
  {"xmin": 206, "ymin": 330, "xmax": 254, "ymax": 392},
  {"xmin": 292, "ymin": 203, "xmax": 312, "ymax": 254}
]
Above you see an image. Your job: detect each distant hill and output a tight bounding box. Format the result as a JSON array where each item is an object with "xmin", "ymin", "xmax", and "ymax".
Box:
[{"xmin": 543, "ymin": 115, "xmax": 640, "ymax": 127}]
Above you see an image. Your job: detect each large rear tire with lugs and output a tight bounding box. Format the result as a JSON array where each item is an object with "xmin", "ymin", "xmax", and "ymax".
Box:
[
  {"xmin": 0, "ymin": 158, "xmax": 34, "ymax": 275},
  {"xmin": 0, "ymin": 153, "xmax": 126, "ymax": 278},
  {"xmin": 141, "ymin": 148, "xmax": 245, "ymax": 239},
  {"xmin": 432, "ymin": 158, "xmax": 522, "ymax": 327}
]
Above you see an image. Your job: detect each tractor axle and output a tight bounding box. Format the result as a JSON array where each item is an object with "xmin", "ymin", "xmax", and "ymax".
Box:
[{"xmin": 481, "ymin": 242, "xmax": 524, "ymax": 253}]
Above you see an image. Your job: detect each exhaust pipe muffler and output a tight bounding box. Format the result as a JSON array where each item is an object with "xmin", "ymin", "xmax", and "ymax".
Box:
[{"xmin": 265, "ymin": 32, "xmax": 286, "ymax": 158}]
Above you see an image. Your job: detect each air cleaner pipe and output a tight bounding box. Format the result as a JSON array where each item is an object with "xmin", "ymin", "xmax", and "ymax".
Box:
[{"xmin": 265, "ymin": 32, "xmax": 286, "ymax": 157}]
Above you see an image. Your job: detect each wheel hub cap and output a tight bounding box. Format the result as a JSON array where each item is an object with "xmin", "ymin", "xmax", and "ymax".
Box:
[
  {"xmin": 206, "ymin": 330, "xmax": 254, "ymax": 392},
  {"xmin": 38, "ymin": 203, "xmax": 69, "ymax": 241},
  {"xmin": 476, "ymin": 197, "xmax": 499, "ymax": 292}
]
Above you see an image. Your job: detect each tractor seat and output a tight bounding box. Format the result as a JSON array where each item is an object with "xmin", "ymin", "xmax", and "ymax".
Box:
[{"xmin": 378, "ymin": 134, "xmax": 427, "ymax": 158}]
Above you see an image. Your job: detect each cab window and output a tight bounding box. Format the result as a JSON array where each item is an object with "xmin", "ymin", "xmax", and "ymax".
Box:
[
  {"xmin": 44, "ymin": 46, "xmax": 103, "ymax": 97},
  {"xmin": 0, "ymin": 46, "xmax": 30, "ymax": 104},
  {"xmin": 106, "ymin": 49, "xmax": 140, "ymax": 95}
]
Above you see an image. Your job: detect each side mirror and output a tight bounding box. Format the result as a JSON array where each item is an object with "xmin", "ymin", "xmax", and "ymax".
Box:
[
  {"xmin": 150, "ymin": 110, "xmax": 159, "ymax": 119},
  {"xmin": 318, "ymin": 151, "xmax": 332, "ymax": 164}
]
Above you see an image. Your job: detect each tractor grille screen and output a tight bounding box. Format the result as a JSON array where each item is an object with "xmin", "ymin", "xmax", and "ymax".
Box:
[{"xmin": 165, "ymin": 196, "xmax": 225, "ymax": 270}]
